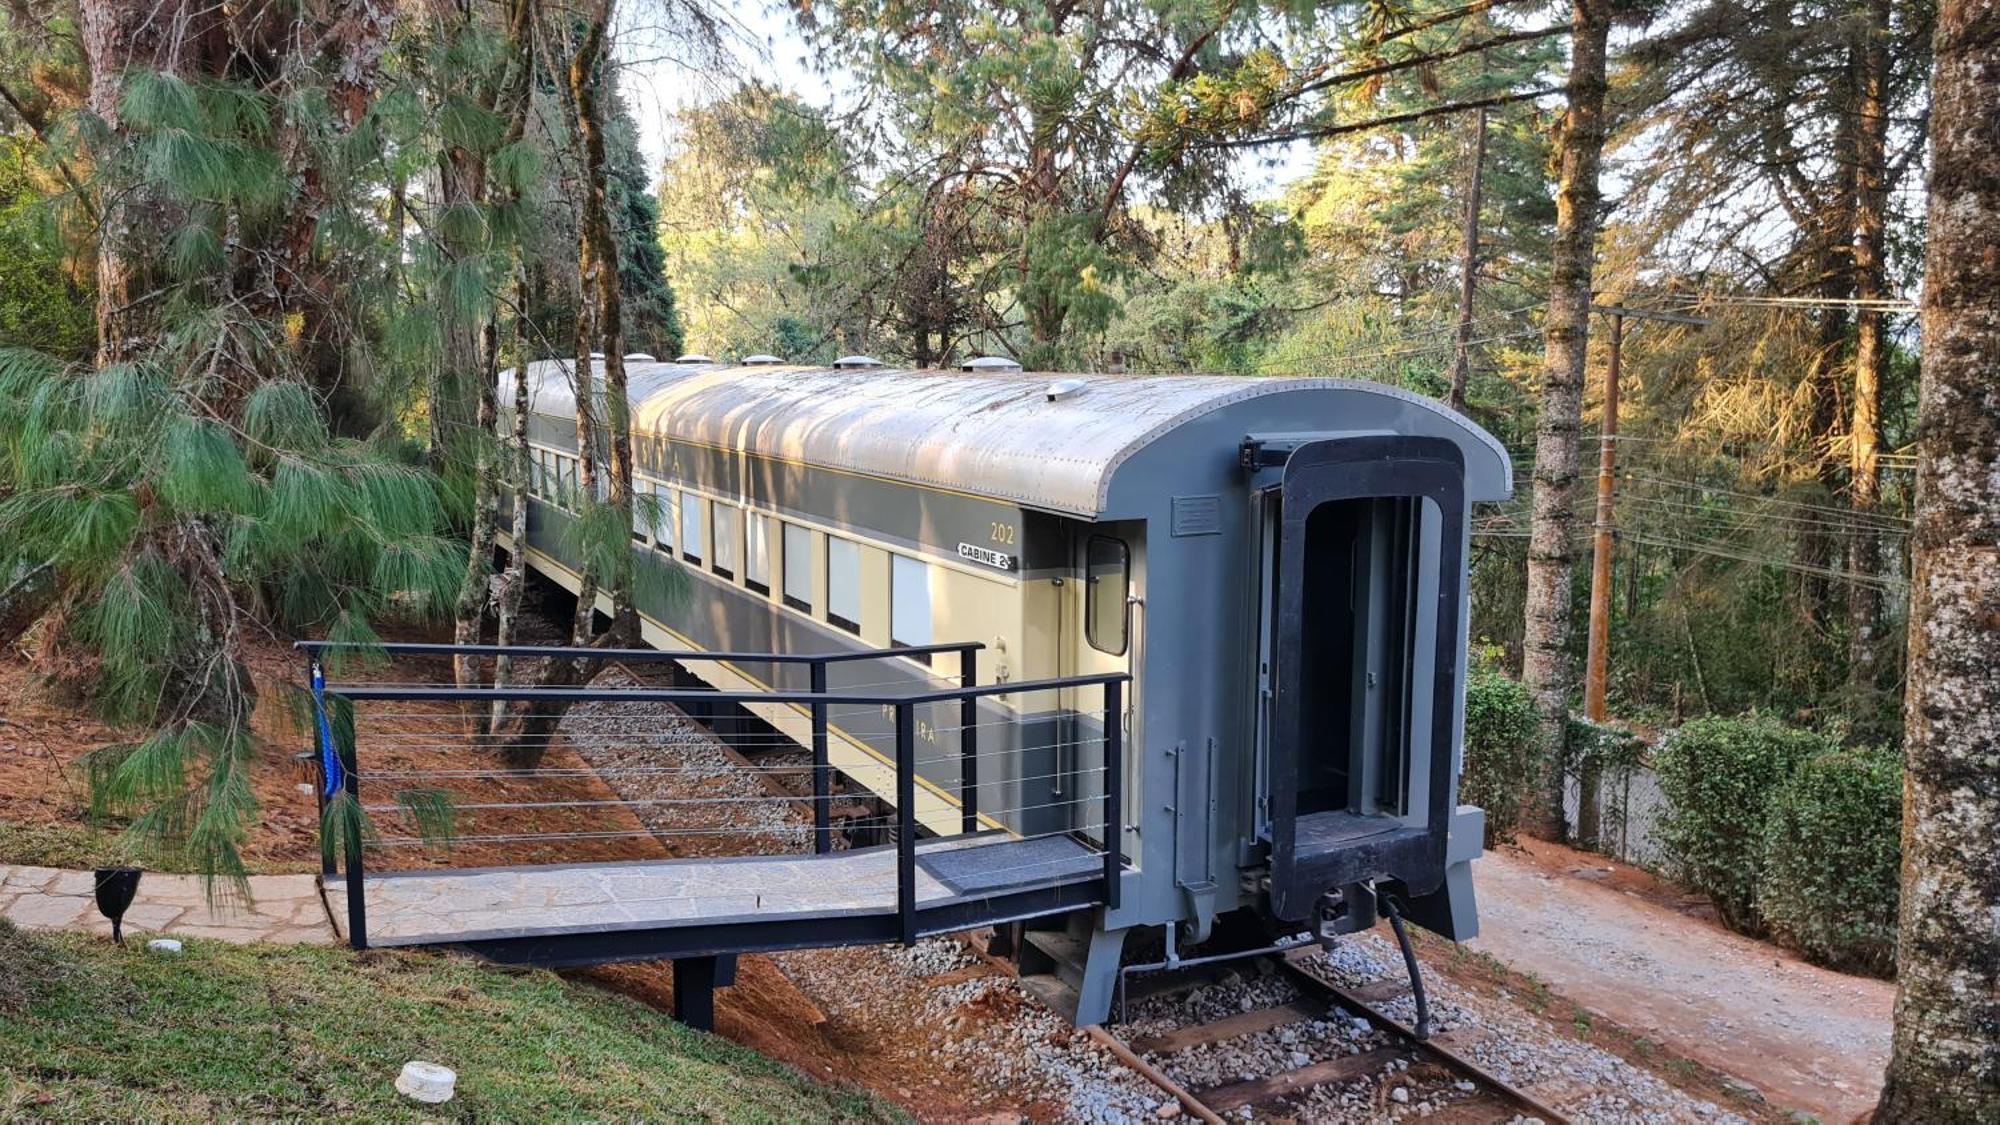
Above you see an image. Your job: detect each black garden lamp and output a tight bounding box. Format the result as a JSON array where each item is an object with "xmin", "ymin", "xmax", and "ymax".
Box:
[{"xmin": 93, "ymin": 866, "xmax": 142, "ymax": 944}]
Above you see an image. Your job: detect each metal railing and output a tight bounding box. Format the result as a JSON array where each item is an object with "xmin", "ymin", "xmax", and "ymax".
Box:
[{"xmin": 296, "ymin": 640, "xmax": 1126, "ymax": 951}]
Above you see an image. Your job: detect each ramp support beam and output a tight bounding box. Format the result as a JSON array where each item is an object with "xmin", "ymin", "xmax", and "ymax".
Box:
[{"xmin": 672, "ymin": 954, "xmax": 737, "ymax": 1031}]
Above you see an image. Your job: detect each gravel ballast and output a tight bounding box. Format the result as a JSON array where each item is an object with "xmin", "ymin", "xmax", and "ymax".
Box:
[{"xmin": 552, "ymin": 666, "xmax": 1760, "ymax": 1123}]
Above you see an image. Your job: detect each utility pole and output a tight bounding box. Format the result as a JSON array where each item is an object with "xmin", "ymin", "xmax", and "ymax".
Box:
[
  {"xmin": 1447, "ymin": 60, "xmax": 1490, "ymax": 414},
  {"xmin": 1582, "ymin": 309, "xmax": 1623, "ymax": 723},
  {"xmin": 1581, "ymin": 304, "xmax": 1712, "ymax": 723}
]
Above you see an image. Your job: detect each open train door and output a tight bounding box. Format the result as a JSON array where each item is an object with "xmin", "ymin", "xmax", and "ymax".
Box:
[{"xmin": 1258, "ymin": 434, "xmax": 1468, "ymax": 928}]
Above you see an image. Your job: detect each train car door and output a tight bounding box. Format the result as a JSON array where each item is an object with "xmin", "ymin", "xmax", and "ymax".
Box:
[
  {"xmin": 1063, "ymin": 521, "xmax": 1140, "ymax": 854},
  {"xmin": 1258, "ymin": 435, "xmax": 1466, "ymax": 922}
]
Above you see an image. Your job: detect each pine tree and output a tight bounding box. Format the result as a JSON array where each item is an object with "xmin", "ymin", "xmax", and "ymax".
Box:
[
  {"xmin": 1521, "ymin": 0, "xmax": 1613, "ymax": 841},
  {"xmin": 1872, "ymin": 1, "xmax": 2000, "ymax": 1114}
]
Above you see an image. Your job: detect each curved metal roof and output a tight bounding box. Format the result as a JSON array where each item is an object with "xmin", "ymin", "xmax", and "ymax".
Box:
[{"xmin": 511, "ymin": 360, "xmax": 1511, "ymax": 516}]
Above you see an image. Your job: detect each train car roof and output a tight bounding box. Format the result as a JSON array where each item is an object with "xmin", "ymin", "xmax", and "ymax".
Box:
[{"xmin": 510, "ymin": 360, "xmax": 1513, "ymax": 517}]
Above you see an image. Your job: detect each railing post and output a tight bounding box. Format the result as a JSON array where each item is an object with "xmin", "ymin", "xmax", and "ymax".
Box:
[
  {"xmin": 308, "ymin": 656, "xmax": 334, "ymax": 880},
  {"xmin": 810, "ymin": 660, "xmax": 831, "ymax": 855},
  {"xmin": 340, "ymin": 696, "xmax": 367, "ymax": 950},
  {"xmin": 1102, "ymin": 679, "xmax": 1122, "ymax": 911},
  {"xmin": 959, "ymin": 643, "xmax": 978, "ymax": 835},
  {"xmin": 895, "ymin": 701, "xmax": 917, "ymax": 946}
]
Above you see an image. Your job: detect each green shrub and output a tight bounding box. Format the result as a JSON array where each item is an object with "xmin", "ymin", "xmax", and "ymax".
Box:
[
  {"xmin": 1461, "ymin": 666, "xmax": 1545, "ymax": 843},
  {"xmin": 1654, "ymin": 714, "xmax": 1837, "ymax": 931},
  {"xmin": 1758, "ymin": 746, "xmax": 1902, "ymax": 976}
]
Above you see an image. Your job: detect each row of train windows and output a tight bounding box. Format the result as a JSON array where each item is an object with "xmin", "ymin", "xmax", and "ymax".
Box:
[{"xmin": 527, "ymin": 449, "xmax": 937, "ymax": 657}]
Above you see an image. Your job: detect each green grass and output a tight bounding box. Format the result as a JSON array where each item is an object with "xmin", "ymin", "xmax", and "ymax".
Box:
[{"xmin": 0, "ymin": 921, "xmax": 900, "ymax": 1122}]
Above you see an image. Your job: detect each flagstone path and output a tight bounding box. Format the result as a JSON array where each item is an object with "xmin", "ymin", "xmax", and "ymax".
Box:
[{"xmin": 0, "ymin": 864, "xmax": 335, "ymax": 944}]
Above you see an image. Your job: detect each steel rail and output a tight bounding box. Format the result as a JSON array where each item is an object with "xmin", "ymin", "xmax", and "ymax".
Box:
[{"xmin": 1276, "ymin": 952, "xmax": 1573, "ymax": 1125}]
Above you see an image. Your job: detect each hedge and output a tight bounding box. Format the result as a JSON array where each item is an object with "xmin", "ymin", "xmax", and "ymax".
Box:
[
  {"xmin": 1653, "ymin": 714, "xmax": 1838, "ymax": 932},
  {"xmin": 1461, "ymin": 666, "xmax": 1544, "ymax": 843},
  {"xmin": 1758, "ymin": 746, "xmax": 1902, "ymax": 976}
]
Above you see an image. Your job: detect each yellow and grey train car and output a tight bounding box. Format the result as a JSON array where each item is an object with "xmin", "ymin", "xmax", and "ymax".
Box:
[{"xmin": 502, "ymin": 355, "xmax": 1513, "ymax": 1023}]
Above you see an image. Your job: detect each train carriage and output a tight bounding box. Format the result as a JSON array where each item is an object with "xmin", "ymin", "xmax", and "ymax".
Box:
[{"xmin": 501, "ymin": 356, "xmax": 1512, "ymax": 1024}]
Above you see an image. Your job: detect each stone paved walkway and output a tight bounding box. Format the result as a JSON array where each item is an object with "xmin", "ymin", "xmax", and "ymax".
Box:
[{"xmin": 0, "ymin": 864, "xmax": 335, "ymax": 944}]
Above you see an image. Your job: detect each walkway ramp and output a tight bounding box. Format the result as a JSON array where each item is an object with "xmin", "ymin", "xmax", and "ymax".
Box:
[
  {"xmin": 326, "ymin": 834, "xmax": 1105, "ymax": 966},
  {"xmin": 298, "ymin": 641, "xmax": 1128, "ymax": 990}
]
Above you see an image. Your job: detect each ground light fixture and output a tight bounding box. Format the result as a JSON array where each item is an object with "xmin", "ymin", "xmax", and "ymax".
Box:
[{"xmin": 93, "ymin": 866, "xmax": 141, "ymax": 944}]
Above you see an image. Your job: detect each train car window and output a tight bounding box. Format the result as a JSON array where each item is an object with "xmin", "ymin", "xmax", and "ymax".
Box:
[
  {"xmin": 712, "ymin": 503, "xmax": 739, "ymax": 580},
  {"xmin": 1085, "ymin": 535, "xmax": 1130, "ymax": 656},
  {"xmin": 631, "ymin": 479, "xmax": 654, "ymax": 542},
  {"xmin": 680, "ymin": 492, "xmax": 703, "ymax": 563},
  {"xmin": 782, "ymin": 523, "xmax": 813, "ymax": 612},
  {"xmin": 558, "ymin": 456, "xmax": 577, "ymax": 509},
  {"xmin": 827, "ymin": 537, "xmax": 861, "ymax": 634},
  {"xmin": 890, "ymin": 555, "xmax": 932, "ymax": 662},
  {"xmin": 745, "ymin": 514, "xmax": 771, "ymax": 594},
  {"xmin": 531, "ymin": 451, "xmax": 549, "ymax": 498},
  {"xmin": 653, "ymin": 484, "xmax": 674, "ymax": 555}
]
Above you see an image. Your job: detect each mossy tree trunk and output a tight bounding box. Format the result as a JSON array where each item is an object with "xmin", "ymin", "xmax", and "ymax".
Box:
[
  {"xmin": 1872, "ymin": 3, "xmax": 2000, "ymax": 1116},
  {"xmin": 1521, "ymin": 0, "xmax": 1612, "ymax": 841},
  {"xmin": 1844, "ymin": 0, "xmax": 1893, "ymax": 743}
]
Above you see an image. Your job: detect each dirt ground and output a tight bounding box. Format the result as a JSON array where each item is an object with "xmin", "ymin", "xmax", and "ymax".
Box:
[{"xmin": 1467, "ymin": 838, "xmax": 1894, "ymax": 1123}]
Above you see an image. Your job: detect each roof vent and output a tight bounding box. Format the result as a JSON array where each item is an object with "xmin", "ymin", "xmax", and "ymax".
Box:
[
  {"xmin": 674, "ymin": 353, "xmax": 714, "ymax": 363},
  {"xmin": 833, "ymin": 354, "xmax": 886, "ymax": 369},
  {"xmin": 962, "ymin": 356, "xmax": 1023, "ymax": 373},
  {"xmin": 1045, "ymin": 377, "xmax": 1089, "ymax": 402},
  {"xmin": 742, "ymin": 354, "xmax": 783, "ymax": 365},
  {"xmin": 624, "ymin": 352, "xmax": 656, "ymax": 362}
]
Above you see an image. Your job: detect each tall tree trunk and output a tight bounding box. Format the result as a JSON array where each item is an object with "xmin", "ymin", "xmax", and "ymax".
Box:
[
  {"xmin": 500, "ymin": 0, "xmax": 623, "ymax": 766},
  {"xmin": 1520, "ymin": 0, "xmax": 1612, "ymax": 841},
  {"xmin": 1873, "ymin": 5, "xmax": 2000, "ymax": 1118},
  {"xmin": 569, "ymin": 293, "xmax": 602, "ymax": 647},
  {"xmin": 453, "ymin": 318, "xmax": 501, "ymax": 701},
  {"xmin": 450, "ymin": 0, "xmax": 535, "ymax": 697},
  {"xmin": 1845, "ymin": 0, "xmax": 1892, "ymax": 742},
  {"xmin": 78, "ymin": 0, "xmax": 218, "ymax": 365},
  {"xmin": 1448, "ymin": 98, "xmax": 1489, "ymax": 414},
  {"xmin": 492, "ymin": 263, "xmax": 535, "ymax": 732},
  {"xmin": 571, "ymin": 1, "xmax": 638, "ymax": 648}
]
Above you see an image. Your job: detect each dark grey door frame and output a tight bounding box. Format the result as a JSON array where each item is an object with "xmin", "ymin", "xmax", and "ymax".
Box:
[{"xmin": 1267, "ymin": 436, "xmax": 1466, "ymax": 920}]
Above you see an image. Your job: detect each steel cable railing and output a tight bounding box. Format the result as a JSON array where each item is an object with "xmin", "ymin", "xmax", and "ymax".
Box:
[{"xmin": 298, "ymin": 639, "xmax": 1127, "ymax": 951}]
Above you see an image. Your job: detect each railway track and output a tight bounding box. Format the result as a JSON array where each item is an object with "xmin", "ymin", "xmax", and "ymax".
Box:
[
  {"xmin": 1093, "ymin": 945, "xmax": 1569, "ymax": 1124},
  {"xmin": 598, "ymin": 652, "xmax": 1554, "ymax": 1119}
]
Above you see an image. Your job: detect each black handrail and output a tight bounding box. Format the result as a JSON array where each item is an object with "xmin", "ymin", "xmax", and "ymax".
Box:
[
  {"xmin": 304, "ymin": 646, "xmax": 1129, "ymax": 953},
  {"xmin": 318, "ymin": 672, "xmax": 1126, "ymax": 707},
  {"xmin": 294, "ymin": 639, "xmax": 985, "ymax": 664}
]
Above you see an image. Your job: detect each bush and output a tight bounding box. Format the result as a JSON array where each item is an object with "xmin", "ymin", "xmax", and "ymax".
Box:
[
  {"xmin": 1654, "ymin": 714, "xmax": 1838, "ymax": 931},
  {"xmin": 1758, "ymin": 746, "xmax": 1902, "ymax": 976},
  {"xmin": 1461, "ymin": 666, "xmax": 1545, "ymax": 843}
]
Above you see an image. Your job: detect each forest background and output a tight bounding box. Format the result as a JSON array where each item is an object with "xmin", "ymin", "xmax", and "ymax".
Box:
[{"xmin": 0, "ymin": 0, "xmax": 1930, "ymax": 895}]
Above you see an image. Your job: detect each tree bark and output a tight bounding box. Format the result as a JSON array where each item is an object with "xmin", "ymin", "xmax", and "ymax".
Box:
[
  {"xmin": 77, "ymin": 0, "xmax": 220, "ymax": 365},
  {"xmin": 1520, "ymin": 0, "xmax": 1612, "ymax": 842},
  {"xmin": 491, "ymin": 263, "xmax": 535, "ymax": 733},
  {"xmin": 1845, "ymin": 0, "xmax": 1893, "ymax": 743},
  {"xmin": 449, "ymin": 0, "xmax": 535, "ymax": 698},
  {"xmin": 570, "ymin": 0, "xmax": 638, "ymax": 648},
  {"xmin": 1873, "ymin": 4, "xmax": 2000, "ymax": 1118}
]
